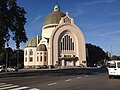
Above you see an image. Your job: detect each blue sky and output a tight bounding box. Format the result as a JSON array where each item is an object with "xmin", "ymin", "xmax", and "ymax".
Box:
[{"xmin": 13, "ymin": 0, "xmax": 120, "ymax": 55}]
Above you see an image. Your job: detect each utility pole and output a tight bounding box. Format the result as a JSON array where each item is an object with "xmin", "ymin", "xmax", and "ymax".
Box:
[{"xmin": 111, "ymin": 46, "xmax": 113, "ymax": 60}]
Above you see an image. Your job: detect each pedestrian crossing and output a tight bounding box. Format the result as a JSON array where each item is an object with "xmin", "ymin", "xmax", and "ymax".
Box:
[{"xmin": 0, "ymin": 83, "xmax": 40, "ymax": 90}]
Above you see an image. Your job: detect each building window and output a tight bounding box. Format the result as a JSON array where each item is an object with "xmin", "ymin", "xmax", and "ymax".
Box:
[
  {"xmin": 40, "ymin": 56, "xmax": 42, "ymax": 62},
  {"xmin": 30, "ymin": 49, "xmax": 33, "ymax": 55},
  {"xmin": 25, "ymin": 57, "xmax": 27, "ymax": 62},
  {"xmin": 44, "ymin": 56, "xmax": 46, "ymax": 62},
  {"xmin": 61, "ymin": 35, "xmax": 74, "ymax": 51},
  {"xmin": 29, "ymin": 57, "xmax": 33, "ymax": 62},
  {"xmin": 37, "ymin": 56, "xmax": 39, "ymax": 62},
  {"xmin": 25, "ymin": 50, "xmax": 27, "ymax": 55},
  {"xmin": 41, "ymin": 52, "xmax": 42, "ymax": 54},
  {"xmin": 44, "ymin": 52, "xmax": 46, "ymax": 54}
]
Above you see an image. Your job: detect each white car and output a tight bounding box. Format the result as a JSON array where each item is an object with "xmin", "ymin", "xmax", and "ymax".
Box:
[
  {"xmin": 7, "ymin": 67, "xmax": 17, "ymax": 72},
  {"xmin": 0, "ymin": 66, "xmax": 5, "ymax": 72},
  {"xmin": 107, "ymin": 60, "xmax": 120, "ymax": 78}
]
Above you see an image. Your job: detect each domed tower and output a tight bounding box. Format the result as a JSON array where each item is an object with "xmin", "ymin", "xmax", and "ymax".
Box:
[{"xmin": 42, "ymin": 5, "xmax": 66, "ymax": 38}]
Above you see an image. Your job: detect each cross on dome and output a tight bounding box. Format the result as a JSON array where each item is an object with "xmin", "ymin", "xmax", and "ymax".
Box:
[{"xmin": 66, "ymin": 12, "xmax": 69, "ymax": 16}]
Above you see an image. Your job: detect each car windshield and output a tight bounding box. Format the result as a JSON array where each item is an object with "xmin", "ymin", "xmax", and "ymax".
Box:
[{"xmin": 107, "ymin": 62, "xmax": 116, "ymax": 68}]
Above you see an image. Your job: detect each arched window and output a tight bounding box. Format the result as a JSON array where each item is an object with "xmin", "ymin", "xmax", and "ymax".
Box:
[
  {"xmin": 61, "ymin": 34, "xmax": 74, "ymax": 51},
  {"xmin": 30, "ymin": 49, "xmax": 33, "ymax": 55}
]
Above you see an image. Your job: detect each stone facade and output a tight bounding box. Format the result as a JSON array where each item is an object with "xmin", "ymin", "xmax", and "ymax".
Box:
[{"xmin": 24, "ymin": 5, "xmax": 86, "ymax": 68}]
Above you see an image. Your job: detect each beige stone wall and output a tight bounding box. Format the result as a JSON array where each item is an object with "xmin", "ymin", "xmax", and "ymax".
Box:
[
  {"xmin": 24, "ymin": 47, "xmax": 48, "ymax": 68},
  {"xmin": 24, "ymin": 47, "xmax": 37, "ymax": 67},
  {"xmin": 42, "ymin": 24, "xmax": 58, "ymax": 38},
  {"xmin": 49, "ymin": 23, "xmax": 86, "ymax": 66}
]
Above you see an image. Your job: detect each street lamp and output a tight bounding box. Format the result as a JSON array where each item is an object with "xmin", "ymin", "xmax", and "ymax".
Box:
[{"xmin": 5, "ymin": 48, "xmax": 8, "ymax": 72}]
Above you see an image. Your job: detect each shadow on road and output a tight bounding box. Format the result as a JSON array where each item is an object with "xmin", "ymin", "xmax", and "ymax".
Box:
[{"xmin": 0, "ymin": 68, "xmax": 108, "ymax": 78}]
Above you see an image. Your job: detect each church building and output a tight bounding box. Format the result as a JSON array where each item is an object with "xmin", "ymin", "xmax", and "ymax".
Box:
[{"xmin": 24, "ymin": 5, "xmax": 86, "ymax": 68}]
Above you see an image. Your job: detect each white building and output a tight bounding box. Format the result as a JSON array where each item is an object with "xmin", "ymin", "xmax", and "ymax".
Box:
[{"xmin": 24, "ymin": 5, "xmax": 86, "ymax": 68}]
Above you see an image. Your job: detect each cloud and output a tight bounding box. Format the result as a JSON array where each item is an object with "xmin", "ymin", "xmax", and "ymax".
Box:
[
  {"xmin": 70, "ymin": 8, "xmax": 83, "ymax": 17},
  {"xmin": 100, "ymin": 30, "xmax": 120, "ymax": 36},
  {"xmin": 85, "ymin": 21, "xmax": 120, "ymax": 31},
  {"xmin": 80, "ymin": 0, "xmax": 118, "ymax": 5},
  {"xmin": 103, "ymin": 12, "xmax": 120, "ymax": 16},
  {"xmin": 31, "ymin": 15, "xmax": 42, "ymax": 24}
]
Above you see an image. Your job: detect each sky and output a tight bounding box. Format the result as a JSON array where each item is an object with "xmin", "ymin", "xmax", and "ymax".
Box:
[{"xmin": 12, "ymin": 0, "xmax": 120, "ymax": 55}]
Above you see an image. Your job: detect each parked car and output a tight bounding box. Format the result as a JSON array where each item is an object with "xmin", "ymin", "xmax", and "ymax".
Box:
[
  {"xmin": 7, "ymin": 67, "xmax": 18, "ymax": 72},
  {"xmin": 0, "ymin": 65, "xmax": 5, "ymax": 72},
  {"xmin": 41, "ymin": 65, "xmax": 48, "ymax": 69}
]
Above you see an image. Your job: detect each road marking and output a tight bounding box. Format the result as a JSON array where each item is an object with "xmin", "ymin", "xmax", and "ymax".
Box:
[
  {"xmin": 0, "ymin": 85, "xmax": 19, "ymax": 90},
  {"xmin": 65, "ymin": 79, "xmax": 71, "ymax": 82},
  {"xmin": 48, "ymin": 83, "xmax": 57, "ymax": 86},
  {"xmin": 0, "ymin": 84, "xmax": 13, "ymax": 87},
  {"xmin": 77, "ymin": 77, "xmax": 82, "ymax": 79},
  {"xmin": 9, "ymin": 86, "xmax": 29, "ymax": 90},
  {"xmin": 0, "ymin": 83, "xmax": 6, "ymax": 85},
  {"xmin": 0, "ymin": 83, "xmax": 40, "ymax": 90},
  {"xmin": 29, "ymin": 88, "xmax": 40, "ymax": 90}
]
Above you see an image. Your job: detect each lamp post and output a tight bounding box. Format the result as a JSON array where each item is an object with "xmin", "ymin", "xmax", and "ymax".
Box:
[{"xmin": 5, "ymin": 48, "xmax": 8, "ymax": 72}]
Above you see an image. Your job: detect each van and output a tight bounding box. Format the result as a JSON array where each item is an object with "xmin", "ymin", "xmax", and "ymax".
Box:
[{"xmin": 107, "ymin": 60, "xmax": 120, "ymax": 78}]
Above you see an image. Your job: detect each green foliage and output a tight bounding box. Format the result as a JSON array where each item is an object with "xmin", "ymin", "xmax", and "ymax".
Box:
[
  {"xmin": 86, "ymin": 43, "xmax": 109, "ymax": 67},
  {"xmin": 0, "ymin": 47, "xmax": 24, "ymax": 68},
  {"xmin": 0, "ymin": 0, "xmax": 28, "ymax": 49}
]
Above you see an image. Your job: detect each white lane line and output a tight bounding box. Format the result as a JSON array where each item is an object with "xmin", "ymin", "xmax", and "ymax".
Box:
[
  {"xmin": 65, "ymin": 79, "xmax": 71, "ymax": 82},
  {"xmin": 29, "ymin": 88, "xmax": 40, "ymax": 90},
  {"xmin": 9, "ymin": 86, "xmax": 29, "ymax": 90},
  {"xmin": 77, "ymin": 77, "xmax": 82, "ymax": 79},
  {"xmin": 0, "ymin": 83, "xmax": 6, "ymax": 85},
  {"xmin": 0, "ymin": 85, "xmax": 19, "ymax": 90},
  {"xmin": 0, "ymin": 84, "xmax": 13, "ymax": 87},
  {"xmin": 48, "ymin": 83, "xmax": 57, "ymax": 86}
]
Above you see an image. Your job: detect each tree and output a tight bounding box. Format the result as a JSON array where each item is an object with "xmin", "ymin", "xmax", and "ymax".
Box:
[
  {"xmin": 0, "ymin": 0, "xmax": 28, "ymax": 49},
  {"xmin": 0, "ymin": 47, "xmax": 13, "ymax": 65},
  {"xmin": 112, "ymin": 55, "xmax": 120, "ymax": 60},
  {"xmin": 86, "ymin": 43, "xmax": 108, "ymax": 67}
]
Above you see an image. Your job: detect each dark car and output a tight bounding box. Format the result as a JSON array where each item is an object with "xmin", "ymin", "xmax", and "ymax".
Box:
[{"xmin": 41, "ymin": 65, "xmax": 48, "ymax": 69}]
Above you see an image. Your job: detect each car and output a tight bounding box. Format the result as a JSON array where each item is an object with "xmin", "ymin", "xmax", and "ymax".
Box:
[
  {"xmin": 107, "ymin": 60, "xmax": 120, "ymax": 78},
  {"xmin": 41, "ymin": 65, "xmax": 48, "ymax": 69},
  {"xmin": 7, "ymin": 67, "xmax": 18, "ymax": 72},
  {"xmin": 97, "ymin": 65, "xmax": 103, "ymax": 68},
  {"xmin": 0, "ymin": 66, "xmax": 5, "ymax": 72}
]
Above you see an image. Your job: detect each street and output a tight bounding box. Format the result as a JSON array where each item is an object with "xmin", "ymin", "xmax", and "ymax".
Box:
[{"xmin": 0, "ymin": 68, "xmax": 120, "ymax": 90}]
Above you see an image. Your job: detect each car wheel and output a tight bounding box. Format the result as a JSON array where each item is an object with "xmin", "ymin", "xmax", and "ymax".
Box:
[
  {"xmin": 109, "ymin": 75, "xmax": 114, "ymax": 79},
  {"xmin": 109, "ymin": 75, "xmax": 112, "ymax": 79}
]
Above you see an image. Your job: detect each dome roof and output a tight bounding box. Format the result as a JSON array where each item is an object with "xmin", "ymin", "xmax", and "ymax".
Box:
[
  {"xmin": 26, "ymin": 38, "xmax": 37, "ymax": 47},
  {"xmin": 37, "ymin": 44, "xmax": 47, "ymax": 51},
  {"xmin": 43, "ymin": 5, "xmax": 66, "ymax": 26}
]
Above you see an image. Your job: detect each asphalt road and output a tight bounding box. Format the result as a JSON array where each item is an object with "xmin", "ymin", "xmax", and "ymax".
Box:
[{"xmin": 0, "ymin": 68, "xmax": 120, "ymax": 90}]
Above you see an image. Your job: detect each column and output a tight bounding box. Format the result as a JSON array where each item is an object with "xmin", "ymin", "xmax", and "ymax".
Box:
[{"xmin": 62, "ymin": 59, "xmax": 65, "ymax": 66}]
